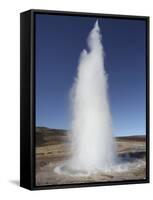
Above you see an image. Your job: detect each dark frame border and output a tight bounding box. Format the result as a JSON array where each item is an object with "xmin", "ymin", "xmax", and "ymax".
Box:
[{"xmin": 20, "ymin": 9, "xmax": 150, "ymax": 190}]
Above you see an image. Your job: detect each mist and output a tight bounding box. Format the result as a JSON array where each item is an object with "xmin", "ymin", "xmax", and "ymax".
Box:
[{"xmin": 67, "ymin": 20, "xmax": 116, "ymax": 172}]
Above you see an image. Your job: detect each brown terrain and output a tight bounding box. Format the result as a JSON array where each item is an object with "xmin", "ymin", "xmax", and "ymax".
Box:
[{"xmin": 36, "ymin": 127, "xmax": 146, "ymax": 186}]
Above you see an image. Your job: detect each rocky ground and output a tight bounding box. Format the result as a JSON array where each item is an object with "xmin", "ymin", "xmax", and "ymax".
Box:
[{"xmin": 35, "ymin": 127, "xmax": 146, "ymax": 186}]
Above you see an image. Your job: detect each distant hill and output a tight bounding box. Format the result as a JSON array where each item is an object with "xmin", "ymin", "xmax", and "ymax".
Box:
[
  {"xmin": 36, "ymin": 127, "xmax": 146, "ymax": 146},
  {"xmin": 36, "ymin": 127, "xmax": 70, "ymax": 146},
  {"xmin": 116, "ymin": 135, "xmax": 146, "ymax": 142}
]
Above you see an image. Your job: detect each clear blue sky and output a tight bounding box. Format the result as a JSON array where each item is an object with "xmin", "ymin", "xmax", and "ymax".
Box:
[{"xmin": 35, "ymin": 14, "xmax": 146, "ymax": 136}]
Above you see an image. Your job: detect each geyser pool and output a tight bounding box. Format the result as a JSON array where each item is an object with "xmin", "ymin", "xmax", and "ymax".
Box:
[{"xmin": 55, "ymin": 20, "xmax": 116, "ymax": 175}]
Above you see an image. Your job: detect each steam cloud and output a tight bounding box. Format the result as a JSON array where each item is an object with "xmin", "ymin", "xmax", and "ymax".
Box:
[{"xmin": 68, "ymin": 20, "xmax": 116, "ymax": 172}]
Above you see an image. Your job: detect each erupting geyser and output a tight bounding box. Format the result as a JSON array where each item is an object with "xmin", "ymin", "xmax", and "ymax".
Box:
[{"xmin": 56, "ymin": 20, "xmax": 116, "ymax": 175}]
